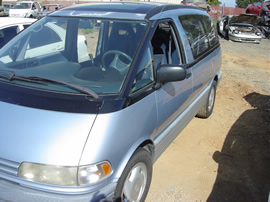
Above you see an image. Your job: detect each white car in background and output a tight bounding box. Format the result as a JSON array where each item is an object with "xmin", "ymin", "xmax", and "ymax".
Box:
[
  {"xmin": 0, "ymin": 17, "xmax": 36, "ymax": 48},
  {"xmin": 0, "ymin": 21, "xmax": 90, "ymax": 63},
  {"xmin": 24, "ymin": 22, "xmax": 90, "ymax": 63},
  {"xmin": 9, "ymin": 1, "xmax": 42, "ymax": 18}
]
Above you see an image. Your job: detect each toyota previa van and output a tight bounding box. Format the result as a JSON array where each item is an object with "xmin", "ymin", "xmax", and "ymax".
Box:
[{"xmin": 0, "ymin": 2, "xmax": 222, "ymax": 201}]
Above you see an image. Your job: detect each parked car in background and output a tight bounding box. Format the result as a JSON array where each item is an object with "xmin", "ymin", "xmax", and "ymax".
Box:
[
  {"xmin": 246, "ymin": 1, "xmax": 270, "ymax": 15},
  {"xmin": 37, "ymin": 4, "xmax": 63, "ymax": 19},
  {"xmin": 181, "ymin": 0, "xmax": 211, "ymax": 12},
  {"xmin": 3, "ymin": 3, "xmax": 14, "ymax": 12},
  {"xmin": 217, "ymin": 14, "xmax": 262, "ymax": 43},
  {"xmin": 1, "ymin": 3, "xmax": 14, "ymax": 16},
  {"xmin": 0, "ymin": 2, "xmax": 222, "ymax": 201},
  {"xmin": 0, "ymin": 17, "xmax": 36, "ymax": 48},
  {"xmin": 9, "ymin": 1, "xmax": 42, "ymax": 18},
  {"xmin": 246, "ymin": 1, "xmax": 270, "ymax": 23},
  {"xmin": 0, "ymin": 6, "xmax": 8, "ymax": 17},
  {"xmin": 23, "ymin": 22, "xmax": 90, "ymax": 63}
]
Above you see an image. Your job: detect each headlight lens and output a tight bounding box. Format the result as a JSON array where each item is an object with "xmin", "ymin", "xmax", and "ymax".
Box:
[
  {"xmin": 18, "ymin": 161, "xmax": 112, "ymax": 186},
  {"xmin": 233, "ymin": 30, "xmax": 239, "ymax": 34},
  {"xmin": 78, "ymin": 163, "xmax": 112, "ymax": 185},
  {"xmin": 256, "ymin": 32, "xmax": 261, "ymax": 36}
]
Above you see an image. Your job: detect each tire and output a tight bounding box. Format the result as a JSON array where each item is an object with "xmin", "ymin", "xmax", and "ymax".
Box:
[
  {"xmin": 225, "ymin": 30, "xmax": 229, "ymax": 40},
  {"xmin": 216, "ymin": 23, "xmax": 220, "ymax": 35},
  {"xmin": 196, "ymin": 80, "xmax": 217, "ymax": 119},
  {"xmin": 114, "ymin": 148, "xmax": 152, "ymax": 202}
]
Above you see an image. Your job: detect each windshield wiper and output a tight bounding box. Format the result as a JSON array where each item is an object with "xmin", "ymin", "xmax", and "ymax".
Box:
[
  {"xmin": 0, "ymin": 70, "xmax": 99, "ymax": 100},
  {"xmin": 0, "ymin": 70, "xmax": 47, "ymax": 85}
]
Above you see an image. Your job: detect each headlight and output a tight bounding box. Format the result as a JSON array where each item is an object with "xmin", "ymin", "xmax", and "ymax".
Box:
[
  {"xmin": 18, "ymin": 161, "xmax": 112, "ymax": 186},
  {"xmin": 256, "ymin": 32, "xmax": 261, "ymax": 36},
  {"xmin": 233, "ymin": 30, "xmax": 239, "ymax": 34}
]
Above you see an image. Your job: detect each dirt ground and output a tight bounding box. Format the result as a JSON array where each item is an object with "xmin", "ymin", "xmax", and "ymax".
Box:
[{"xmin": 146, "ymin": 38, "xmax": 270, "ymax": 202}]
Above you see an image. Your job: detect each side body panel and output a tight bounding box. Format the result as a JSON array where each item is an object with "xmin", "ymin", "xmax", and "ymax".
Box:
[{"xmin": 80, "ymin": 93, "xmax": 157, "ymax": 179}]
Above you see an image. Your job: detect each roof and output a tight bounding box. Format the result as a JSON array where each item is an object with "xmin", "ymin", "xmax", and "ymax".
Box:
[
  {"xmin": 51, "ymin": 2, "xmax": 202, "ymax": 20},
  {"xmin": 0, "ymin": 17, "xmax": 36, "ymax": 27}
]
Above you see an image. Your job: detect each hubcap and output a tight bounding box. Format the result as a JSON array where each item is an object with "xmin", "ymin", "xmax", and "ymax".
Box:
[
  {"xmin": 122, "ymin": 162, "xmax": 147, "ymax": 202},
  {"xmin": 208, "ymin": 86, "xmax": 215, "ymax": 111}
]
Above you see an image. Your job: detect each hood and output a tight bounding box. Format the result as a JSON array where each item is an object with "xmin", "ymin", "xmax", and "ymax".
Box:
[
  {"xmin": 229, "ymin": 14, "xmax": 261, "ymax": 26},
  {"xmin": 0, "ymin": 101, "xmax": 97, "ymax": 166}
]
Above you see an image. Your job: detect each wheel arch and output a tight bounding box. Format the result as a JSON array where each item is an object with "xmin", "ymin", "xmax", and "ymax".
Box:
[
  {"xmin": 112, "ymin": 139, "xmax": 154, "ymax": 180},
  {"xmin": 214, "ymin": 70, "xmax": 222, "ymax": 88}
]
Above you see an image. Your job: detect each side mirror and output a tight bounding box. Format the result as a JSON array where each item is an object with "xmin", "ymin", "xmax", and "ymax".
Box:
[
  {"xmin": 154, "ymin": 64, "xmax": 187, "ymax": 89},
  {"xmin": 258, "ymin": 6, "xmax": 262, "ymax": 9}
]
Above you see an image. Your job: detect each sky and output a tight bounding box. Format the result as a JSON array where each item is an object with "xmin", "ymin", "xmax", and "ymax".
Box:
[{"xmin": 219, "ymin": 0, "xmax": 236, "ymax": 7}]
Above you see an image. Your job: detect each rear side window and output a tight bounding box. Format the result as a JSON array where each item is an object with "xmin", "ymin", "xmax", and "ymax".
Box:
[
  {"xmin": 201, "ymin": 15, "xmax": 219, "ymax": 47},
  {"xmin": 179, "ymin": 15, "xmax": 218, "ymax": 59}
]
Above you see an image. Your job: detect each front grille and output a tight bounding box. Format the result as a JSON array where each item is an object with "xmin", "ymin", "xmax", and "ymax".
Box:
[{"xmin": 0, "ymin": 157, "xmax": 20, "ymax": 177}]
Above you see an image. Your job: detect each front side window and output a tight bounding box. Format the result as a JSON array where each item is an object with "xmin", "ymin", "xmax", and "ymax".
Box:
[
  {"xmin": 151, "ymin": 21, "xmax": 182, "ymax": 68},
  {"xmin": 131, "ymin": 21, "xmax": 182, "ymax": 93},
  {"xmin": 0, "ymin": 17, "xmax": 147, "ymax": 95}
]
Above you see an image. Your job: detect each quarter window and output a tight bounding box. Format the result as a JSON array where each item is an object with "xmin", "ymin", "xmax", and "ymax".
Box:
[{"xmin": 131, "ymin": 44, "xmax": 154, "ymax": 92}]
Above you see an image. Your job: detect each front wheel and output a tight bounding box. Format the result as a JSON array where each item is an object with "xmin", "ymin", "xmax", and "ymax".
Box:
[
  {"xmin": 197, "ymin": 80, "xmax": 217, "ymax": 118},
  {"xmin": 114, "ymin": 148, "xmax": 152, "ymax": 202}
]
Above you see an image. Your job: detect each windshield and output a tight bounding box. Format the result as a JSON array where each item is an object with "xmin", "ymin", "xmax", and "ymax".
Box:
[
  {"xmin": 0, "ymin": 17, "xmax": 147, "ymax": 95},
  {"xmin": 13, "ymin": 3, "xmax": 31, "ymax": 9}
]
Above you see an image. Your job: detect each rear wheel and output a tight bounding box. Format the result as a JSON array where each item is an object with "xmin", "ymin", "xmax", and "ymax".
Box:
[
  {"xmin": 114, "ymin": 148, "xmax": 152, "ymax": 202},
  {"xmin": 197, "ymin": 80, "xmax": 217, "ymax": 118}
]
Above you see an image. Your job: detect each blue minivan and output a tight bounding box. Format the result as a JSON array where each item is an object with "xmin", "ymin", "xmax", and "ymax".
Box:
[{"xmin": 0, "ymin": 2, "xmax": 222, "ymax": 201}]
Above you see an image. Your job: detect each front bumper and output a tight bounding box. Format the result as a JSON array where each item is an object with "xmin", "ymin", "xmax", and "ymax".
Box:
[
  {"xmin": 229, "ymin": 33, "xmax": 261, "ymax": 43},
  {"xmin": 0, "ymin": 178, "xmax": 116, "ymax": 202}
]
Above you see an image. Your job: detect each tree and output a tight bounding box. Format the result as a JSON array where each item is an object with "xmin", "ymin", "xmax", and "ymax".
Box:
[
  {"xmin": 207, "ymin": 0, "xmax": 222, "ymax": 6},
  {"xmin": 236, "ymin": 0, "xmax": 263, "ymax": 8}
]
